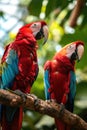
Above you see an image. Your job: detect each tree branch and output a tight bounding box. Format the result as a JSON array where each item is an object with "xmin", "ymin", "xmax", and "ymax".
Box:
[
  {"xmin": 69, "ymin": 0, "xmax": 85, "ymax": 27},
  {"xmin": 0, "ymin": 89, "xmax": 87, "ymax": 130}
]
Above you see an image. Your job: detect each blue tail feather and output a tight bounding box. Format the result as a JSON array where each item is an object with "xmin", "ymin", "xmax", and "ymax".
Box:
[
  {"xmin": 66, "ymin": 71, "xmax": 76, "ymax": 112},
  {"xmin": 44, "ymin": 70, "xmax": 50, "ymax": 100}
]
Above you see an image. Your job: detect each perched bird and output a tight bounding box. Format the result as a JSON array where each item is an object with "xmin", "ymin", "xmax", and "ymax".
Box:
[
  {"xmin": 44, "ymin": 41, "xmax": 84, "ymax": 130},
  {"xmin": 0, "ymin": 21, "xmax": 49, "ymax": 130}
]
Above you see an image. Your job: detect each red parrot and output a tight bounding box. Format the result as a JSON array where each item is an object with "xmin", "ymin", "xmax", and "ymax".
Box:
[
  {"xmin": 0, "ymin": 21, "xmax": 49, "ymax": 130},
  {"xmin": 44, "ymin": 41, "xmax": 84, "ymax": 130}
]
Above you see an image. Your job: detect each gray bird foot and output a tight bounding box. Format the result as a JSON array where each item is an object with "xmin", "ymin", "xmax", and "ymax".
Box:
[
  {"xmin": 14, "ymin": 89, "xmax": 27, "ymax": 103},
  {"xmin": 60, "ymin": 103, "xmax": 65, "ymax": 115},
  {"xmin": 30, "ymin": 94, "xmax": 39, "ymax": 110},
  {"xmin": 7, "ymin": 89, "xmax": 27, "ymax": 103}
]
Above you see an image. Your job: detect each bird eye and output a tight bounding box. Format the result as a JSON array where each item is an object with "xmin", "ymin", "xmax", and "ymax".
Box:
[
  {"xmin": 30, "ymin": 23, "xmax": 37, "ymax": 28},
  {"xmin": 33, "ymin": 23, "xmax": 37, "ymax": 27},
  {"xmin": 69, "ymin": 45, "xmax": 72, "ymax": 48}
]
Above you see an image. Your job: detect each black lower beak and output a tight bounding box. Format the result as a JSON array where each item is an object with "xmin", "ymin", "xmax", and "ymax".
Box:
[
  {"xmin": 35, "ymin": 28, "xmax": 44, "ymax": 40},
  {"xmin": 71, "ymin": 49, "xmax": 79, "ymax": 61}
]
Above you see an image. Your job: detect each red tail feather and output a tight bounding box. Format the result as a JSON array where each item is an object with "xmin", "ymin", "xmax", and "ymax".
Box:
[
  {"xmin": 2, "ymin": 107, "xmax": 23, "ymax": 130},
  {"xmin": 55, "ymin": 119, "xmax": 71, "ymax": 130}
]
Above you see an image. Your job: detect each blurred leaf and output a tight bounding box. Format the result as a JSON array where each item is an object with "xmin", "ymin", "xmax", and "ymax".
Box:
[
  {"xmin": 80, "ymin": 1, "xmax": 87, "ymax": 27},
  {"xmin": 31, "ymin": 67, "xmax": 45, "ymax": 100},
  {"xmin": 74, "ymin": 81, "xmax": 87, "ymax": 114},
  {"xmin": 28, "ymin": 0, "xmax": 43, "ymax": 17},
  {"xmin": 35, "ymin": 115, "xmax": 55, "ymax": 130},
  {"xmin": 46, "ymin": 0, "xmax": 74, "ymax": 17},
  {"xmin": 23, "ymin": 111, "xmax": 42, "ymax": 130},
  {"xmin": 76, "ymin": 81, "xmax": 87, "ymax": 99},
  {"xmin": 0, "ymin": 11, "xmax": 4, "ymax": 17},
  {"xmin": 74, "ymin": 80, "xmax": 87, "ymax": 119}
]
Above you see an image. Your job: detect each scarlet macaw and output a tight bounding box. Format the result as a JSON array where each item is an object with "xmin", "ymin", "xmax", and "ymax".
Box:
[
  {"xmin": 44, "ymin": 41, "xmax": 84, "ymax": 130},
  {"xmin": 0, "ymin": 21, "xmax": 49, "ymax": 130}
]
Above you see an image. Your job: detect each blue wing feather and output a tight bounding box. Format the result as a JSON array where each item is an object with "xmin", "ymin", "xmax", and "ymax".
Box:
[
  {"xmin": 44, "ymin": 70, "xmax": 50, "ymax": 100},
  {"xmin": 67, "ymin": 71, "xmax": 76, "ymax": 112},
  {"xmin": 0, "ymin": 49, "xmax": 19, "ymax": 122},
  {"xmin": 0, "ymin": 49, "xmax": 19, "ymax": 89},
  {"xmin": 69, "ymin": 71, "xmax": 76, "ymax": 100}
]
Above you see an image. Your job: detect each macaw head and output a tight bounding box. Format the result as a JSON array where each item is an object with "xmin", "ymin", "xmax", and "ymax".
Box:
[
  {"xmin": 57, "ymin": 41, "xmax": 84, "ymax": 62},
  {"xmin": 19, "ymin": 21, "xmax": 49, "ymax": 45}
]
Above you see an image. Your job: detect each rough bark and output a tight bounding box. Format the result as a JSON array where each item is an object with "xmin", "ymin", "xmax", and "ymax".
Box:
[
  {"xmin": 69, "ymin": 0, "xmax": 85, "ymax": 27},
  {"xmin": 0, "ymin": 89, "xmax": 87, "ymax": 130}
]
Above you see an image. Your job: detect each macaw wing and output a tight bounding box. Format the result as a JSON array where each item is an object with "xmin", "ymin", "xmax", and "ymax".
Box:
[
  {"xmin": 1, "ymin": 49, "xmax": 19, "ymax": 89},
  {"xmin": 67, "ymin": 71, "xmax": 76, "ymax": 112},
  {"xmin": 70, "ymin": 71, "xmax": 76, "ymax": 99},
  {"xmin": 44, "ymin": 69, "xmax": 50, "ymax": 100},
  {"xmin": 0, "ymin": 49, "xmax": 19, "ymax": 122}
]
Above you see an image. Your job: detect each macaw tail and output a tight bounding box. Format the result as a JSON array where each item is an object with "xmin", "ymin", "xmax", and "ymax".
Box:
[
  {"xmin": 1, "ymin": 107, "xmax": 23, "ymax": 130},
  {"xmin": 55, "ymin": 119, "xmax": 71, "ymax": 130}
]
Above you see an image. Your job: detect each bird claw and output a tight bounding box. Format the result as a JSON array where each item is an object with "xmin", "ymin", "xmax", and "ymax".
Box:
[
  {"xmin": 34, "ymin": 96, "xmax": 39, "ymax": 107},
  {"xmin": 7, "ymin": 89, "xmax": 27, "ymax": 103},
  {"xmin": 46, "ymin": 99, "xmax": 57, "ymax": 103},
  {"xmin": 14, "ymin": 89, "xmax": 27, "ymax": 103},
  {"xmin": 34, "ymin": 98, "xmax": 39, "ymax": 107},
  {"xmin": 60, "ymin": 103, "xmax": 65, "ymax": 114}
]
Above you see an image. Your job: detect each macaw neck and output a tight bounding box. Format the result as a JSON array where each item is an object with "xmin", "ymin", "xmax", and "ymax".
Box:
[
  {"xmin": 15, "ymin": 28, "xmax": 38, "ymax": 49},
  {"xmin": 53, "ymin": 54, "xmax": 75, "ymax": 72}
]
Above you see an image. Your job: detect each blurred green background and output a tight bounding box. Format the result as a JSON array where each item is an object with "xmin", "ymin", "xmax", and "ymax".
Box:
[{"xmin": 0, "ymin": 0, "xmax": 87, "ymax": 129}]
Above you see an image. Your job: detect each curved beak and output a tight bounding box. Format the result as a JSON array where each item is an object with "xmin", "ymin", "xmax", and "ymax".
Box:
[
  {"xmin": 42, "ymin": 25, "xmax": 49, "ymax": 45},
  {"xmin": 77, "ymin": 45, "xmax": 84, "ymax": 61}
]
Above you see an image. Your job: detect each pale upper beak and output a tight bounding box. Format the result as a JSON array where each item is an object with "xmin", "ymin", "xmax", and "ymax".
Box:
[
  {"xmin": 77, "ymin": 45, "xmax": 84, "ymax": 61},
  {"xmin": 42, "ymin": 25, "xmax": 49, "ymax": 45}
]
